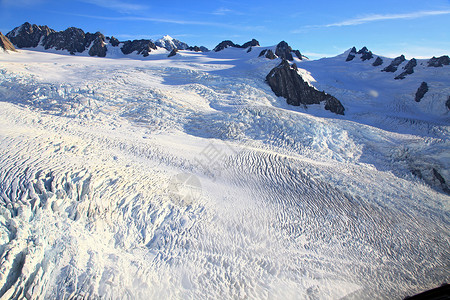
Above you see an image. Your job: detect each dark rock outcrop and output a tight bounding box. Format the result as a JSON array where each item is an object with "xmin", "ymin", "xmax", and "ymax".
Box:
[
  {"xmin": 42, "ymin": 27, "xmax": 81, "ymax": 53},
  {"xmin": 213, "ymin": 39, "xmax": 259, "ymax": 52},
  {"xmin": 121, "ymin": 39, "xmax": 157, "ymax": 57},
  {"xmin": 7, "ymin": 23, "xmax": 109, "ymax": 56},
  {"xmin": 382, "ymin": 55, "xmax": 406, "ymax": 72},
  {"xmin": 346, "ymin": 47, "xmax": 357, "ymax": 62},
  {"xmin": 241, "ymin": 39, "xmax": 259, "ymax": 49},
  {"xmin": 168, "ymin": 49, "xmax": 178, "ymax": 57},
  {"xmin": 88, "ymin": 34, "xmax": 107, "ymax": 57},
  {"xmin": 395, "ymin": 58, "xmax": 417, "ymax": 80},
  {"xmin": 0, "ymin": 32, "xmax": 17, "ymax": 52},
  {"xmin": 275, "ymin": 41, "xmax": 293, "ymax": 61},
  {"xmin": 415, "ymin": 82, "xmax": 428, "ymax": 102},
  {"xmin": 357, "ymin": 46, "xmax": 374, "ymax": 60},
  {"xmin": 187, "ymin": 46, "xmax": 201, "ymax": 52},
  {"xmin": 6, "ymin": 22, "xmax": 54, "ymax": 48},
  {"xmin": 432, "ymin": 168, "xmax": 450, "ymax": 194},
  {"xmin": 265, "ymin": 50, "xmax": 276, "ymax": 59},
  {"xmin": 266, "ymin": 60, "xmax": 344, "ymax": 114},
  {"xmin": 324, "ymin": 96, "xmax": 345, "ymax": 115},
  {"xmin": 361, "ymin": 52, "xmax": 373, "ymax": 61},
  {"xmin": 372, "ymin": 56, "xmax": 383, "ymax": 66},
  {"xmin": 213, "ymin": 40, "xmax": 239, "ymax": 52},
  {"xmin": 292, "ymin": 49, "xmax": 302, "ymax": 60},
  {"xmin": 427, "ymin": 55, "xmax": 450, "ymax": 67},
  {"xmin": 109, "ymin": 36, "xmax": 120, "ymax": 47},
  {"xmin": 446, "ymin": 96, "xmax": 450, "ymax": 110},
  {"xmin": 259, "ymin": 49, "xmax": 267, "ymax": 57},
  {"xmin": 356, "ymin": 46, "xmax": 368, "ymax": 54}
]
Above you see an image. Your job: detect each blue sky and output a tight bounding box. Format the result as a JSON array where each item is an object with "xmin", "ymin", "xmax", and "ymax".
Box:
[{"xmin": 0, "ymin": 0, "xmax": 449, "ymax": 59}]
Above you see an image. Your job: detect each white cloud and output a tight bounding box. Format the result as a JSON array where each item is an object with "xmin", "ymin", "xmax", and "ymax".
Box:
[
  {"xmin": 79, "ymin": 0, "xmax": 149, "ymax": 14},
  {"xmin": 213, "ymin": 8, "xmax": 233, "ymax": 15},
  {"xmin": 293, "ymin": 9, "xmax": 450, "ymax": 33}
]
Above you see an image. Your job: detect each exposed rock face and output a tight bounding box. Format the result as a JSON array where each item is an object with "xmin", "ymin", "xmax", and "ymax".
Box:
[
  {"xmin": 324, "ymin": 96, "xmax": 345, "ymax": 115},
  {"xmin": 0, "ymin": 32, "xmax": 17, "ymax": 52},
  {"xmin": 346, "ymin": 47, "xmax": 357, "ymax": 62},
  {"xmin": 42, "ymin": 27, "xmax": 84, "ymax": 54},
  {"xmin": 395, "ymin": 58, "xmax": 417, "ymax": 80},
  {"xmin": 415, "ymin": 82, "xmax": 428, "ymax": 102},
  {"xmin": 6, "ymin": 22, "xmax": 54, "ymax": 48},
  {"xmin": 241, "ymin": 39, "xmax": 259, "ymax": 48},
  {"xmin": 121, "ymin": 39, "xmax": 157, "ymax": 57},
  {"xmin": 360, "ymin": 51, "xmax": 373, "ymax": 61},
  {"xmin": 432, "ymin": 168, "xmax": 450, "ymax": 194},
  {"xmin": 427, "ymin": 55, "xmax": 450, "ymax": 67},
  {"xmin": 88, "ymin": 34, "xmax": 107, "ymax": 57},
  {"xmin": 213, "ymin": 40, "xmax": 239, "ymax": 52},
  {"xmin": 275, "ymin": 41, "xmax": 293, "ymax": 61},
  {"xmin": 357, "ymin": 46, "xmax": 374, "ymax": 60},
  {"xmin": 266, "ymin": 60, "xmax": 344, "ymax": 114},
  {"xmin": 187, "ymin": 46, "xmax": 201, "ymax": 52},
  {"xmin": 213, "ymin": 39, "xmax": 259, "ymax": 52},
  {"xmin": 266, "ymin": 50, "xmax": 276, "ymax": 59},
  {"xmin": 7, "ymin": 23, "xmax": 109, "ymax": 56},
  {"xmin": 168, "ymin": 49, "xmax": 178, "ymax": 57},
  {"xmin": 292, "ymin": 49, "xmax": 302, "ymax": 60},
  {"xmin": 446, "ymin": 96, "xmax": 450, "ymax": 110},
  {"xmin": 155, "ymin": 35, "xmax": 189, "ymax": 51},
  {"xmin": 258, "ymin": 49, "xmax": 276, "ymax": 59},
  {"xmin": 109, "ymin": 36, "xmax": 120, "ymax": 47},
  {"xmin": 382, "ymin": 55, "xmax": 406, "ymax": 72},
  {"xmin": 372, "ymin": 56, "xmax": 383, "ymax": 66}
]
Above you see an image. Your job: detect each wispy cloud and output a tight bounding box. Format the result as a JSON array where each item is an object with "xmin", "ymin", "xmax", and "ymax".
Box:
[
  {"xmin": 79, "ymin": 0, "xmax": 149, "ymax": 14},
  {"xmin": 213, "ymin": 8, "xmax": 233, "ymax": 15},
  {"xmin": 212, "ymin": 7, "xmax": 244, "ymax": 16},
  {"xmin": 293, "ymin": 9, "xmax": 450, "ymax": 33},
  {"xmin": 60, "ymin": 12, "xmax": 264, "ymax": 31}
]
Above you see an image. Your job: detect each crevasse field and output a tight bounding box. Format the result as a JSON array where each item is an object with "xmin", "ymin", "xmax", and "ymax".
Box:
[{"xmin": 0, "ymin": 47, "xmax": 449, "ymax": 299}]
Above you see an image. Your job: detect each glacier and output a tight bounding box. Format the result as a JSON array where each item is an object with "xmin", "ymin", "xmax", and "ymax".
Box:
[{"xmin": 0, "ymin": 46, "xmax": 449, "ymax": 299}]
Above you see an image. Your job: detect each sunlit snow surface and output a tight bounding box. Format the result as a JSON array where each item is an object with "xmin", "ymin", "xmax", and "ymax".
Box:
[{"xmin": 0, "ymin": 48, "xmax": 449, "ymax": 299}]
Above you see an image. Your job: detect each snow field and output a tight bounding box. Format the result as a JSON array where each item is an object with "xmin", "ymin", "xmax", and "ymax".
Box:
[{"xmin": 0, "ymin": 48, "xmax": 448, "ymax": 299}]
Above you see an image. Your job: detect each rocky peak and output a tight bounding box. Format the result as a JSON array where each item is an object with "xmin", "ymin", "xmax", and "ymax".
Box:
[
  {"xmin": 346, "ymin": 47, "xmax": 357, "ymax": 62},
  {"xmin": 213, "ymin": 39, "xmax": 259, "ymax": 52},
  {"xmin": 427, "ymin": 55, "xmax": 450, "ymax": 67},
  {"xmin": 346, "ymin": 46, "xmax": 373, "ymax": 61},
  {"xmin": 395, "ymin": 58, "xmax": 417, "ymax": 80},
  {"xmin": 121, "ymin": 39, "xmax": 157, "ymax": 57},
  {"xmin": 213, "ymin": 40, "xmax": 239, "ymax": 52},
  {"xmin": 109, "ymin": 36, "xmax": 120, "ymax": 47},
  {"xmin": 381, "ymin": 55, "xmax": 406, "ymax": 72},
  {"xmin": 266, "ymin": 60, "xmax": 344, "ymax": 114},
  {"xmin": 6, "ymin": 22, "xmax": 55, "ymax": 48},
  {"xmin": 88, "ymin": 34, "xmax": 107, "ymax": 57},
  {"xmin": 275, "ymin": 41, "xmax": 293, "ymax": 61},
  {"xmin": 155, "ymin": 35, "xmax": 189, "ymax": 51},
  {"xmin": 0, "ymin": 32, "xmax": 17, "ymax": 52},
  {"xmin": 42, "ymin": 26, "xmax": 87, "ymax": 54},
  {"xmin": 241, "ymin": 39, "xmax": 260, "ymax": 48}
]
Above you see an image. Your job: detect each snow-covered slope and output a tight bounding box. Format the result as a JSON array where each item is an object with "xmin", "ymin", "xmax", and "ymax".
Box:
[{"xmin": 0, "ymin": 47, "xmax": 448, "ymax": 299}]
